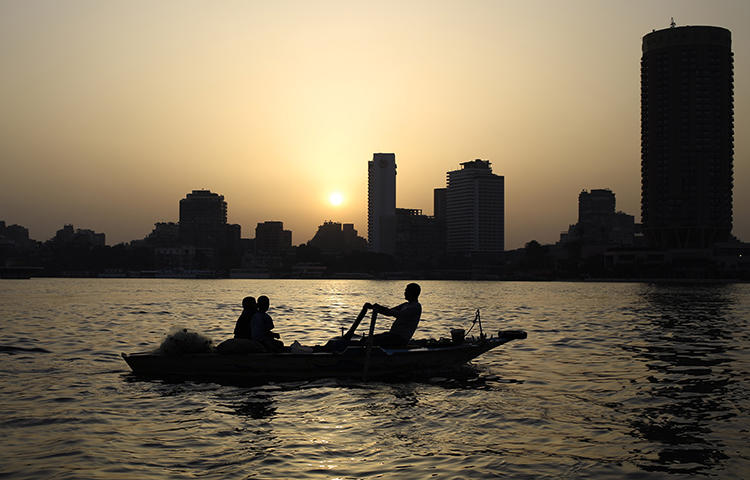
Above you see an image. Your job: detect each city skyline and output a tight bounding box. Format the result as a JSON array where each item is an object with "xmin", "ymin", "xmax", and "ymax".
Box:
[{"xmin": 1, "ymin": 1, "xmax": 748, "ymax": 249}]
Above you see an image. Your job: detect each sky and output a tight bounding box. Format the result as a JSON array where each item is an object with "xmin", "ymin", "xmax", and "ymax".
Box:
[{"xmin": 1, "ymin": 0, "xmax": 748, "ymax": 249}]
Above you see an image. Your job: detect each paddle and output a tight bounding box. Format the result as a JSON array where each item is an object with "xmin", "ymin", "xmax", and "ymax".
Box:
[
  {"xmin": 362, "ymin": 310, "xmax": 378, "ymax": 381},
  {"xmin": 343, "ymin": 303, "xmax": 370, "ymax": 342},
  {"xmin": 324, "ymin": 303, "xmax": 370, "ymax": 351}
]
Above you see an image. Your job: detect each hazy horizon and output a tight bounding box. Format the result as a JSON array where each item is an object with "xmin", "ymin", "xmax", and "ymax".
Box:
[{"xmin": 2, "ymin": 0, "xmax": 748, "ymax": 248}]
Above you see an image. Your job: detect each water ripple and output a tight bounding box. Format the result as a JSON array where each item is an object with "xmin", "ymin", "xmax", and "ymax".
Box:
[{"xmin": 0, "ymin": 279, "xmax": 749, "ymax": 479}]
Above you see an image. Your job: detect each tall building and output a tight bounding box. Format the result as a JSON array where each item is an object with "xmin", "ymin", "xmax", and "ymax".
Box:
[
  {"xmin": 255, "ymin": 221, "xmax": 292, "ymax": 254},
  {"xmin": 641, "ymin": 24, "xmax": 734, "ymax": 249},
  {"xmin": 179, "ymin": 190, "xmax": 228, "ymax": 248},
  {"xmin": 445, "ymin": 159, "xmax": 504, "ymax": 255},
  {"xmin": 433, "ymin": 188, "xmax": 447, "ymax": 258},
  {"xmin": 394, "ymin": 208, "xmax": 440, "ymax": 263},
  {"xmin": 367, "ymin": 153, "xmax": 396, "ymax": 254},
  {"xmin": 579, "ymin": 189, "xmax": 615, "ymax": 224}
]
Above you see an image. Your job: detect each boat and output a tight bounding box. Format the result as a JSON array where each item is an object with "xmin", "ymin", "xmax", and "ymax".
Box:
[{"xmin": 121, "ymin": 330, "xmax": 527, "ymax": 382}]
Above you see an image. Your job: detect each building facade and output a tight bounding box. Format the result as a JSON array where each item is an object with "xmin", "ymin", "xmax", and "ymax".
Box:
[
  {"xmin": 578, "ymin": 189, "xmax": 634, "ymax": 246},
  {"xmin": 394, "ymin": 208, "xmax": 440, "ymax": 264},
  {"xmin": 367, "ymin": 153, "xmax": 396, "ymax": 254},
  {"xmin": 255, "ymin": 221, "xmax": 292, "ymax": 254},
  {"xmin": 641, "ymin": 25, "xmax": 734, "ymax": 249},
  {"xmin": 307, "ymin": 221, "xmax": 366, "ymax": 253},
  {"xmin": 445, "ymin": 159, "xmax": 504, "ymax": 255},
  {"xmin": 53, "ymin": 224, "xmax": 105, "ymax": 247},
  {"xmin": 559, "ymin": 189, "xmax": 635, "ymax": 254},
  {"xmin": 179, "ymin": 190, "xmax": 228, "ymax": 248}
]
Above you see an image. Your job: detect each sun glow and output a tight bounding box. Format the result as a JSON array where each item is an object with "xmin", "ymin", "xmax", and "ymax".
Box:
[{"xmin": 329, "ymin": 192, "xmax": 344, "ymax": 206}]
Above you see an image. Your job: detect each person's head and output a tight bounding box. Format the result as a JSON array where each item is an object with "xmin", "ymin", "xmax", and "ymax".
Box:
[
  {"xmin": 404, "ymin": 283, "xmax": 421, "ymax": 301},
  {"xmin": 242, "ymin": 296, "xmax": 256, "ymax": 311},
  {"xmin": 257, "ymin": 295, "xmax": 270, "ymax": 312}
]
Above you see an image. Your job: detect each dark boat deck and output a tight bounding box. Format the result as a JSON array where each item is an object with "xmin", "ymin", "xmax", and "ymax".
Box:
[{"xmin": 122, "ymin": 330, "xmax": 527, "ymax": 382}]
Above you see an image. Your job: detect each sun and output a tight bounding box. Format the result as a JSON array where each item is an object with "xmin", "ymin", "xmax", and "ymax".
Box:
[{"xmin": 329, "ymin": 191, "xmax": 344, "ymax": 206}]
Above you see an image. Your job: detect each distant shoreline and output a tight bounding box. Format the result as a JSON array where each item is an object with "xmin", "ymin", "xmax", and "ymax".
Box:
[{"xmin": 3, "ymin": 273, "xmax": 747, "ymax": 284}]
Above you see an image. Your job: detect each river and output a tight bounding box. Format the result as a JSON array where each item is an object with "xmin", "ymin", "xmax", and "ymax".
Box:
[{"xmin": 1, "ymin": 279, "xmax": 748, "ymax": 479}]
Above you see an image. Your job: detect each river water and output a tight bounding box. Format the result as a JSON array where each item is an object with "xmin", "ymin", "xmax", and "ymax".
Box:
[{"xmin": 1, "ymin": 279, "xmax": 748, "ymax": 479}]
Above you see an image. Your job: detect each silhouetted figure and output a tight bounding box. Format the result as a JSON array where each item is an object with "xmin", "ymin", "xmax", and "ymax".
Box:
[
  {"xmin": 321, "ymin": 283, "xmax": 422, "ymax": 352},
  {"xmin": 252, "ymin": 295, "xmax": 283, "ymax": 352},
  {"xmin": 367, "ymin": 283, "xmax": 422, "ymax": 347},
  {"xmin": 233, "ymin": 296, "xmax": 257, "ymax": 339}
]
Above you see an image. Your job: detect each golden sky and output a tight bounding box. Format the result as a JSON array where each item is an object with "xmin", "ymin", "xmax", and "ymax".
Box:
[{"xmin": 1, "ymin": 0, "xmax": 748, "ymax": 249}]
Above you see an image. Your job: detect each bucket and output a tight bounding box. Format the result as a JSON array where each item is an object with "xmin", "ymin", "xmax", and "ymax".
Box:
[{"xmin": 450, "ymin": 328, "xmax": 465, "ymax": 344}]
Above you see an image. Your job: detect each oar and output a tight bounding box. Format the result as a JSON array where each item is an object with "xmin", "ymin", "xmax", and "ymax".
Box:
[
  {"xmin": 328, "ymin": 304, "xmax": 370, "ymax": 351},
  {"xmin": 362, "ymin": 310, "xmax": 378, "ymax": 381},
  {"xmin": 343, "ymin": 304, "xmax": 369, "ymax": 342}
]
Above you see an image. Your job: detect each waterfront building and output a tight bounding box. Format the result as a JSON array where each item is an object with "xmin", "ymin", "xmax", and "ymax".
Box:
[
  {"xmin": 394, "ymin": 208, "xmax": 440, "ymax": 264},
  {"xmin": 578, "ymin": 189, "xmax": 635, "ymax": 246},
  {"xmin": 255, "ymin": 221, "xmax": 292, "ymax": 254},
  {"xmin": 559, "ymin": 189, "xmax": 635, "ymax": 257},
  {"xmin": 641, "ymin": 24, "xmax": 734, "ymax": 248},
  {"xmin": 307, "ymin": 221, "xmax": 366, "ymax": 254},
  {"xmin": 444, "ymin": 159, "xmax": 504, "ymax": 255},
  {"xmin": 179, "ymin": 190, "xmax": 228, "ymax": 248},
  {"xmin": 52, "ymin": 224, "xmax": 105, "ymax": 247},
  {"xmin": 145, "ymin": 222, "xmax": 179, "ymax": 246},
  {"xmin": 367, "ymin": 153, "xmax": 396, "ymax": 254}
]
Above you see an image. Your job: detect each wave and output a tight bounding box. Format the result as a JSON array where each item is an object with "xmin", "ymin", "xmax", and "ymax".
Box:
[{"xmin": 0, "ymin": 345, "xmax": 51, "ymax": 354}]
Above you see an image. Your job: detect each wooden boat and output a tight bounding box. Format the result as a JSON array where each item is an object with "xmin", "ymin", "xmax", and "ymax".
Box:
[{"xmin": 121, "ymin": 330, "xmax": 527, "ymax": 382}]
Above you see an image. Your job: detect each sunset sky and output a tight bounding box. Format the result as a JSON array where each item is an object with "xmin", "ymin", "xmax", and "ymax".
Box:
[{"xmin": 1, "ymin": 0, "xmax": 748, "ymax": 249}]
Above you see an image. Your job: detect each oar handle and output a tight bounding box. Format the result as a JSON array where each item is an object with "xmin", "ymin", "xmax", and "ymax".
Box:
[
  {"xmin": 362, "ymin": 310, "xmax": 378, "ymax": 380},
  {"xmin": 343, "ymin": 304, "xmax": 369, "ymax": 341}
]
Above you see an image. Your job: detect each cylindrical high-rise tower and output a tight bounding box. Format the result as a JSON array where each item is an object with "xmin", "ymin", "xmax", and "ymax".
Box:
[{"xmin": 641, "ymin": 25, "xmax": 733, "ymax": 249}]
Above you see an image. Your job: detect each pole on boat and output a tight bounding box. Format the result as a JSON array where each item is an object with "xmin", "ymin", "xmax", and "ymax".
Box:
[
  {"xmin": 476, "ymin": 309, "xmax": 484, "ymax": 339},
  {"xmin": 362, "ymin": 310, "xmax": 377, "ymax": 381},
  {"xmin": 467, "ymin": 308, "xmax": 484, "ymax": 339}
]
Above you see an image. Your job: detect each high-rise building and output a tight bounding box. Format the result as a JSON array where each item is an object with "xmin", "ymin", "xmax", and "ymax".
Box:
[
  {"xmin": 255, "ymin": 221, "xmax": 292, "ymax": 254},
  {"xmin": 579, "ymin": 189, "xmax": 615, "ymax": 224},
  {"xmin": 394, "ymin": 208, "xmax": 440, "ymax": 263},
  {"xmin": 445, "ymin": 159, "xmax": 504, "ymax": 255},
  {"xmin": 641, "ymin": 24, "xmax": 734, "ymax": 249},
  {"xmin": 433, "ymin": 188, "xmax": 447, "ymax": 258},
  {"xmin": 179, "ymin": 189, "xmax": 229, "ymax": 248},
  {"xmin": 367, "ymin": 153, "xmax": 396, "ymax": 254}
]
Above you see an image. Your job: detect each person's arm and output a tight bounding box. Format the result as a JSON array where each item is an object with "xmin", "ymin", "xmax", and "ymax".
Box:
[
  {"xmin": 266, "ymin": 314, "xmax": 280, "ymax": 338},
  {"xmin": 371, "ymin": 303, "xmax": 399, "ymax": 316}
]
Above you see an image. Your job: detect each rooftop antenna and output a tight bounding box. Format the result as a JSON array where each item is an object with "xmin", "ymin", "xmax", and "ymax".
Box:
[{"xmin": 670, "ymin": 17, "xmax": 676, "ymax": 28}]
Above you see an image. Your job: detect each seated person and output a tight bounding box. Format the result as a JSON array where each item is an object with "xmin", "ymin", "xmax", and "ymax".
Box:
[
  {"xmin": 251, "ymin": 295, "xmax": 284, "ymax": 352},
  {"xmin": 365, "ymin": 283, "xmax": 422, "ymax": 347},
  {"xmin": 366, "ymin": 283, "xmax": 422, "ymax": 347},
  {"xmin": 322, "ymin": 283, "xmax": 422, "ymax": 351},
  {"xmin": 233, "ymin": 296, "xmax": 256, "ymax": 339}
]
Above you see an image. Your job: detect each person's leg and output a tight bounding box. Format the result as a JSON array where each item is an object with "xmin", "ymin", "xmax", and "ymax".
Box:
[{"xmin": 370, "ymin": 332, "xmax": 405, "ymax": 347}]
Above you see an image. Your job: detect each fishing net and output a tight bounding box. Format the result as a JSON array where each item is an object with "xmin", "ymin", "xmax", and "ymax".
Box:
[{"xmin": 158, "ymin": 327, "xmax": 213, "ymax": 355}]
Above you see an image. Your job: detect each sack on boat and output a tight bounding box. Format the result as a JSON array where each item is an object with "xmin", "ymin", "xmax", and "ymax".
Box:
[
  {"xmin": 159, "ymin": 327, "xmax": 213, "ymax": 355},
  {"xmin": 216, "ymin": 338, "xmax": 266, "ymax": 354}
]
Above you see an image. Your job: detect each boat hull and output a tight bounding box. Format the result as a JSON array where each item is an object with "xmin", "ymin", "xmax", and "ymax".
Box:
[{"xmin": 122, "ymin": 331, "xmax": 526, "ymax": 381}]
